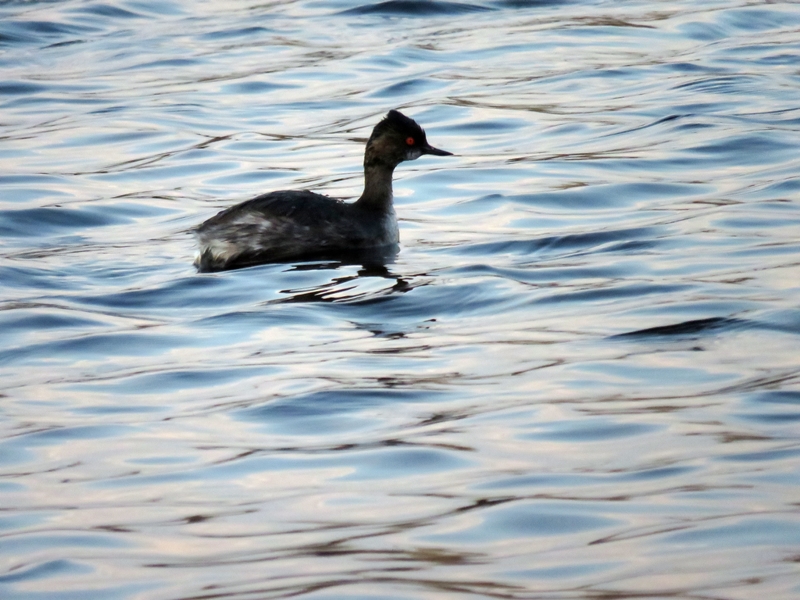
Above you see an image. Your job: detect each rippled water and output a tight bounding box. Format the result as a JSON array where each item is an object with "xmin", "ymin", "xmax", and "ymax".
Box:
[{"xmin": 2, "ymin": 0, "xmax": 800, "ymax": 598}]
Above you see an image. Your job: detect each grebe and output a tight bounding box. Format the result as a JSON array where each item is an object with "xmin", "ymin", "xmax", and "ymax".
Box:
[{"xmin": 195, "ymin": 109, "xmax": 452, "ymax": 271}]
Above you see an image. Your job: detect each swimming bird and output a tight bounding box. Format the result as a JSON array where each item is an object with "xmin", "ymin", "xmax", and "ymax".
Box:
[{"xmin": 195, "ymin": 109, "xmax": 452, "ymax": 271}]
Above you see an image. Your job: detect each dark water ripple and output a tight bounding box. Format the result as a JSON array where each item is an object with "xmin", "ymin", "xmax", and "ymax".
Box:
[
  {"xmin": 1, "ymin": 0, "xmax": 800, "ymax": 599},
  {"xmin": 341, "ymin": 0, "xmax": 494, "ymax": 16}
]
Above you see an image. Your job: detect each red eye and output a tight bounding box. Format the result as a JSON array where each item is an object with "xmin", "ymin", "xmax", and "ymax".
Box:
[{"xmin": 406, "ymin": 137, "xmax": 415, "ymax": 146}]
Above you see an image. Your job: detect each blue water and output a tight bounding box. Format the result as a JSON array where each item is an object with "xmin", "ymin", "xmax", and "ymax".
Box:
[{"xmin": 2, "ymin": 0, "xmax": 800, "ymax": 598}]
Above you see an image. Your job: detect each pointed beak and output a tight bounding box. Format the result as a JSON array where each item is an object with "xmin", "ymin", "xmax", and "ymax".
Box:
[{"xmin": 422, "ymin": 143, "xmax": 453, "ymax": 157}]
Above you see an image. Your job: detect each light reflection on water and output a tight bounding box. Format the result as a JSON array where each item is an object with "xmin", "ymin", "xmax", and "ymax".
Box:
[{"xmin": 1, "ymin": 0, "xmax": 800, "ymax": 598}]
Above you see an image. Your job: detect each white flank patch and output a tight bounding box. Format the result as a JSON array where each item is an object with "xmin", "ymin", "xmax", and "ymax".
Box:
[{"xmin": 205, "ymin": 238, "xmax": 237, "ymax": 261}]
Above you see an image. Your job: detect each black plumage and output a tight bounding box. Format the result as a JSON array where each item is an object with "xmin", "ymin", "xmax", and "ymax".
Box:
[{"xmin": 195, "ymin": 110, "xmax": 451, "ymax": 272}]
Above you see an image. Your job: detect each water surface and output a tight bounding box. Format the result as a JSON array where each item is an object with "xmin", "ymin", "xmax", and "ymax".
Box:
[{"xmin": 1, "ymin": 0, "xmax": 800, "ymax": 599}]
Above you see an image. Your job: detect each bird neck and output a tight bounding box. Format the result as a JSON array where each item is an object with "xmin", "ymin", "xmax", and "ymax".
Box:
[{"xmin": 356, "ymin": 160, "xmax": 396, "ymax": 212}]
